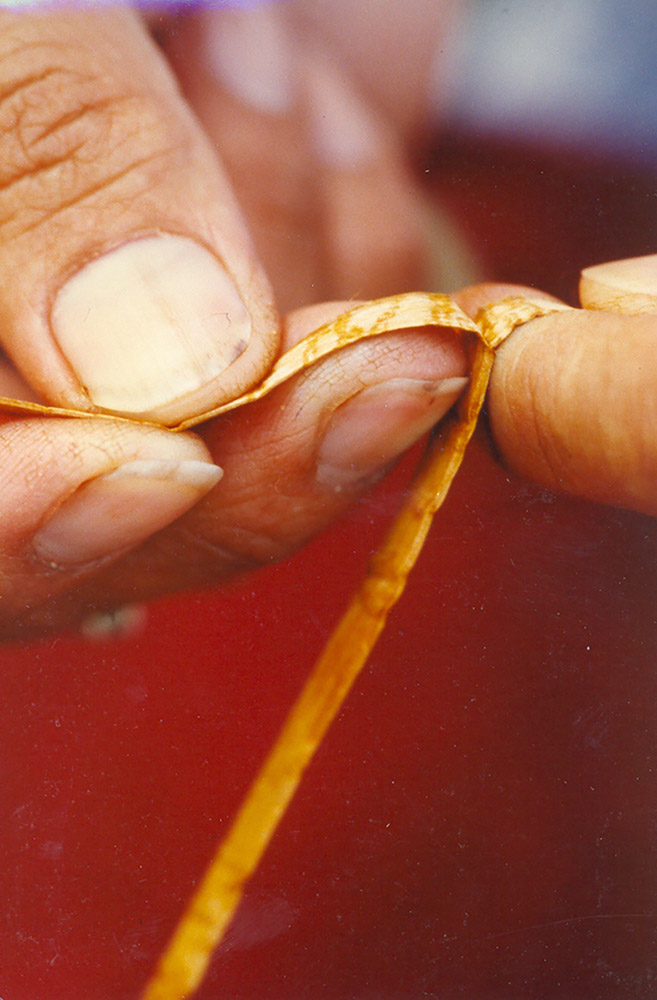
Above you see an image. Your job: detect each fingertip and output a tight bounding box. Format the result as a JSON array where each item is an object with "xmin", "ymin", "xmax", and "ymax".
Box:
[
  {"xmin": 0, "ymin": 7, "xmax": 279, "ymax": 426},
  {"xmin": 51, "ymin": 235, "xmax": 264, "ymax": 425},
  {"xmin": 194, "ymin": 297, "xmax": 469, "ymax": 565},
  {"xmin": 200, "ymin": 2, "xmax": 296, "ymax": 116},
  {"xmin": 453, "ymin": 282, "xmax": 564, "ymax": 320},
  {"xmin": 486, "ymin": 301, "xmax": 657, "ymax": 516},
  {"xmin": 0, "ymin": 417, "xmax": 219, "ymax": 617},
  {"xmin": 164, "ymin": 4, "xmax": 320, "ymax": 312},
  {"xmin": 580, "ymin": 254, "xmax": 657, "ymax": 315}
]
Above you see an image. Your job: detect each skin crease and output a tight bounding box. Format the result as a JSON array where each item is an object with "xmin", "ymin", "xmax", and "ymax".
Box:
[
  {"xmin": 456, "ymin": 283, "xmax": 657, "ymax": 517},
  {"xmin": 0, "ymin": 5, "xmax": 654, "ymax": 641},
  {"xmin": 10, "ymin": 305, "xmax": 468, "ymax": 639},
  {"xmin": 14, "ymin": 274, "xmax": 657, "ymax": 640},
  {"xmin": 0, "ymin": 6, "xmax": 458, "ymax": 638},
  {"xmin": 1, "ymin": 13, "xmax": 654, "ymax": 1000}
]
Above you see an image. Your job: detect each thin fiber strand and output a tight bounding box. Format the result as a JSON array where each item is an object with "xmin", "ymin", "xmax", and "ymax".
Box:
[
  {"xmin": 139, "ymin": 298, "xmax": 568, "ymax": 1000},
  {"xmin": 139, "ymin": 343, "xmax": 495, "ymax": 1000},
  {"xmin": 0, "ymin": 293, "xmax": 570, "ymax": 1000}
]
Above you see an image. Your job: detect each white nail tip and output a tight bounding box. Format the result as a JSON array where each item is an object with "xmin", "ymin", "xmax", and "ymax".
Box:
[
  {"xmin": 581, "ymin": 255, "xmax": 657, "ymax": 293},
  {"xmin": 104, "ymin": 459, "xmax": 223, "ymax": 489},
  {"xmin": 32, "ymin": 458, "xmax": 222, "ymax": 567}
]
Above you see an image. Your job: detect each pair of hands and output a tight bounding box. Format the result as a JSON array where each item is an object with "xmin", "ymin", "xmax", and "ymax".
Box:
[{"xmin": 0, "ymin": 4, "xmax": 654, "ymax": 642}]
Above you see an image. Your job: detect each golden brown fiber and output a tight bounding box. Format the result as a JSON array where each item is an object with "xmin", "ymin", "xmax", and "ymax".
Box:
[
  {"xmin": 133, "ymin": 294, "xmax": 569, "ymax": 1000},
  {"xmin": 0, "ymin": 293, "xmax": 573, "ymax": 999}
]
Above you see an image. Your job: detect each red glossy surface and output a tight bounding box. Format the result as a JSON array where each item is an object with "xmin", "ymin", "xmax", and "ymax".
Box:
[
  {"xmin": 3, "ymin": 437, "xmax": 656, "ymax": 999},
  {"xmin": 2, "ymin": 141, "xmax": 656, "ymax": 999}
]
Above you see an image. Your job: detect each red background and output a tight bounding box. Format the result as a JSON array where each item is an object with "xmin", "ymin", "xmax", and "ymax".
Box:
[{"xmin": 1, "ymin": 137, "xmax": 656, "ymax": 999}]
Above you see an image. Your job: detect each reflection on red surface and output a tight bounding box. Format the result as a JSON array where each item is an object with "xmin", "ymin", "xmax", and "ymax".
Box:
[{"xmin": 1, "ymin": 141, "xmax": 657, "ymax": 999}]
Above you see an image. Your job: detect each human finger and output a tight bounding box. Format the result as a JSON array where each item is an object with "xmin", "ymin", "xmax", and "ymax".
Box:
[
  {"xmin": 0, "ymin": 5, "xmax": 277, "ymax": 425},
  {"xmin": 300, "ymin": 44, "xmax": 428, "ymax": 300},
  {"xmin": 20, "ymin": 301, "xmax": 469, "ymax": 634},
  {"xmin": 287, "ymin": 0, "xmax": 462, "ymax": 140},
  {"xmin": 163, "ymin": 4, "xmax": 428, "ymax": 307},
  {"xmin": 163, "ymin": 3, "xmax": 320, "ymax": 312},
  {"xmin": 580, "ymin": 254, "xmax": 657, "ymax": 316},
  {"xmin": 456, "ymin": 275, "xmax": 657, "ymax": 516},
  {"xmin": 0, "ymin": 412, "xmax": 220, "ymax": 634}
]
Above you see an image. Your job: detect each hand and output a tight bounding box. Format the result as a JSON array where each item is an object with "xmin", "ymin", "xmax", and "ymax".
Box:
[
  {"xmin": 0, "ymin": 5, "xmax": 468, "ymax": 640},
  {"xmin": 0, "ymin": 5, "xmax": 653, "ymax": 644}
]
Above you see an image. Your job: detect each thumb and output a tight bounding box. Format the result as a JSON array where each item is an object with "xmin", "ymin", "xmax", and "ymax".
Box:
[
  {"xmin": 455, "ymin": 266, "xmax": 657, "ymax": 517},
  {"xmin": 0, "ymin": 6, "xmax": 277, "ymax": 425}
]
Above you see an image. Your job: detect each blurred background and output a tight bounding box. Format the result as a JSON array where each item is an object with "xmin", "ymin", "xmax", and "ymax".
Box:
[{"xmin": 1, "ymin": 3, "xmax": 656, "ymax": 998}]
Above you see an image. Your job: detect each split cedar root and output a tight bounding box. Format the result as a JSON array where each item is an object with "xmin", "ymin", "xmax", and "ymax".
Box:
[{"xmin": 0, "ymin": 292, "xmax": 572, "ymax": 999}]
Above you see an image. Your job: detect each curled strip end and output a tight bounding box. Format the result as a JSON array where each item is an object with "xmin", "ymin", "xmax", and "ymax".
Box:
[{"xmin": 475, "ymin": 296, "xmax": 573, "ymax": 350}]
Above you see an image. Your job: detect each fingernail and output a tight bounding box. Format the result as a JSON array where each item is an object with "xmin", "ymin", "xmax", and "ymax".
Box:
[
  {"xmin": 316, "ymin": 376, "xmax": 468, "ymax": 489},
  {"xmin": 580, "ymin": 255, "xmax": 657, "ymax": 315},
  {"xmin": 306, "ymin": 54, "xmax": 385, "ymax": 167},
  {"xmin": 32, "ymin": 459, "xmax": 222, "ymax": 568},
  {"xmin": 51, "ymin": 235, "xmax": 252, "ymax": 420},
  {"xmin": 204, "ymin": 5, "xmax": 294, "ymax": 114}
]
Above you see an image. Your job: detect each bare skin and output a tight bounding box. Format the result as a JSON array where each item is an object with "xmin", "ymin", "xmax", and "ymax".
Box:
[{"xmin": 0, "ymin": 5, "xmax": 654, "ymax": 641}]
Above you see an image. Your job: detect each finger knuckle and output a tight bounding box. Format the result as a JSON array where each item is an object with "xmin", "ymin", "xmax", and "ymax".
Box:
[{"xmin": 0, "ymin": 32, "xmax": 175, "ymax": 237}]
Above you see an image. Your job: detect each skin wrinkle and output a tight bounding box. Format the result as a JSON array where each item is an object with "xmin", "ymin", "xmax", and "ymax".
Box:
[
  {"xmin": 0, "ymin": 41, "xmax": 180, "ymax": 236},
  {"xmin": 489, "ymin": 308, "xmax": 657, "ymax": 513},
  {"xmin": 0, "ymin": 89, "xmax": 180, "ymax": 242},
  {"xmin": 23, "ymin": 94, "xmax": 121, "ymax": 149},
  {"xmin": 191, "ymin": 434, "xmax": 342, "ymax": 565},
  {"xmin": 0, "ymin": 147, "xmax": 178, "ymax": 241},
  {"xmin": 0, "ymin": 65, "xmax": 77, "ymax": 113},
  {"xmin": 493, "ymin": 317, "xmax": 575, "ymax": 492},
  {"xmin": 590, "ymin": 338, "xmax": 652, "ymax": 503},
  {"xmin": 567, "ymin": 331, "xmax": 608, "ymax": 495},
  {"xmin": 524, "ymin": 325, "xmax": 569, "ymax": 490},
  {"xmin": 532, "ymin": 374, "xmax": 565, "ymax": 490},
  {"xmin": 145, "ymin": 504, "xmax": 295, "ymax": 580},
  {"xmin": 491, "ymin": 329, "xmax": 538, "ymax": 475},
  {"xmin": 195, "ymin": 416, "xmax": 316, "ymax": 560},
  {"xmin": 0, "ymin": 144, "xmax": 87, "ymax": 203},
  {"xmin": 0, "ymin": 418, "xmax": 62, "ymax": 483},
  {"xmin": 547, "ymin": 323, "xmax": 619, "ymax": 499},
  {"xmin": 0, "ymin": 64, "xmax": 127, "ymax": 164},
  {"xmin": 206, "ymin": 421, "xmax": 310, "ymax": 490},
  {"xmin": 205, "ymin": 454, "xmax": 309, "ymax": 530},
  {"xmin": 0, "ymin": 419, "xmax": 159, "ymax": 505},
  {"xmin": 0, "ymin": 33, "xmax": 105, "ymax": 66},
  {"xmin": 218, "ymin": 522, "xmax": 292, "ymax": 564}
]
